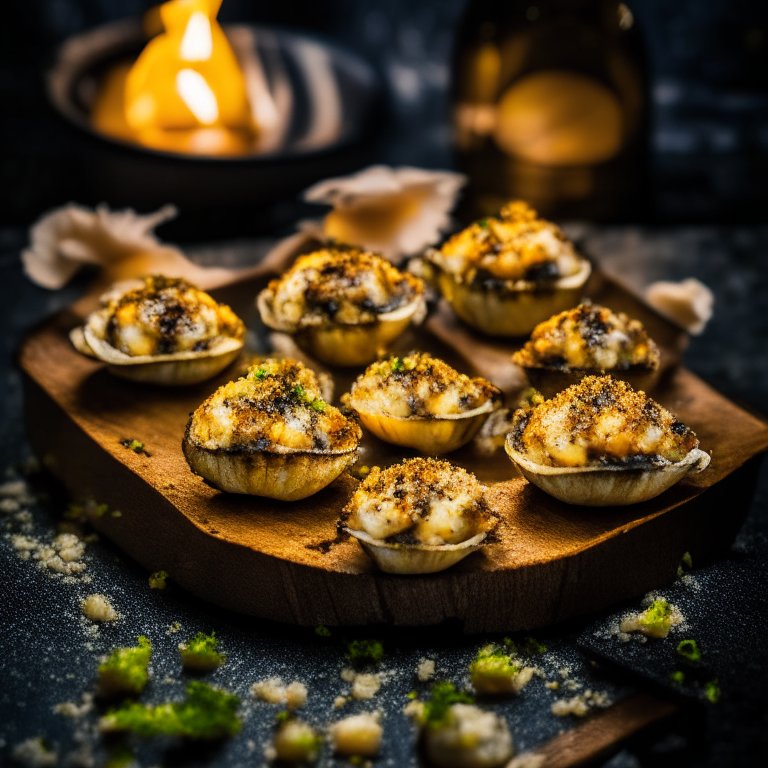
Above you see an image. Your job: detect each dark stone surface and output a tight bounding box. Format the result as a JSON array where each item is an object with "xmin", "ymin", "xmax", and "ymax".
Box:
[{"xmin": 1, "ymin": 224, "xmax": 767, "ymax": 767}]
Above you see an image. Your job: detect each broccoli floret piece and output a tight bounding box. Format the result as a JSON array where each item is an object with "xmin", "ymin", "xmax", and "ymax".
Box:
[
  {"xmin": 101, "ymin": 681, "xmax": 240, "ymax": 739},
  {"xmin": 469, "ymin": 644, "xmax": 529, "ymax": 695},
  {"xmin": 676, "ymin": 639, "xmax": 702, "ymax": 662},
  {"xmin": 637, "ymin": 599, "xmax": 674, "ymax": 638},
  {"xmin": 148, "ymin": 570, "xmax": 168, "ymax": 590},
  {"xmin": 97, "ymin": 636, "xmax": 152, "ymax": 697},
  {"xmin": 704, "ymin": 679, "xmax": 721, "ymax": 704},
  {"xmin": 423, "ymin": 682, "xmax": 474, "ymax": 727},
  {"xmin": 314, "ymin": 625, "xmax": 331, "ymax": 637},
  {"xmin": 347, "ymin": 640, "xmax": 383, "ymax": 666},
  {"xmin": 669, "ymin": 671, "xmax": 685, "ymax": 685},
  {"xmin": 179, "ymin": 631, "xmax": 225, "ymax": 671}
]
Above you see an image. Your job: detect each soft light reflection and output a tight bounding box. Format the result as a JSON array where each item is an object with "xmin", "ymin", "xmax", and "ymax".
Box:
[
  {"xmin": 176, "ymin": 69, "xmax": 219, "ymax": 124},
  {"xmin": 180, "ymin": 11, "xmax": 214, "ymax": 61}
]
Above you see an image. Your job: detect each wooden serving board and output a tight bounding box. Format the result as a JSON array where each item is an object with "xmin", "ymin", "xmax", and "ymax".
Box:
[{"xmin": 19, "ymin": 253, "xmax": 768, "ymax": 632}]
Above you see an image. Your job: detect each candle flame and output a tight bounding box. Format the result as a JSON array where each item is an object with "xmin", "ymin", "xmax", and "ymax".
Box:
[{"xmin": 92, "ymin": 0, "xmax": 257, "ymax": 155}]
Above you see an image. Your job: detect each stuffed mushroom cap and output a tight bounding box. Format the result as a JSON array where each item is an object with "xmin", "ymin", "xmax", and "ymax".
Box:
[
  {"xmin": 186, "ymin": 358, "xmax": 360, "ymax": 455},
  {"xmin": 342, "ymin": 458, "xmax": 494, "ymax": 546},
  {"xmin": 87, "ymin": 275, "xmax": 244, "ymax": 357},
  {"xmin": 512, "ymin": 303, "xmax": 660, "ymax": 373},
  {"xmin": 509, "ymin": 375, "xmax": 699, "ymax": 469},
  {"xmin": 259, "ymin": 246, "xmax": 425, "ymax": 332},
  {"xmin": 346, "ymin": 352, "xmax": 502, "ymax": 419},
  {"xmin": 429, "ymin": 200, "xmax": 584, "ymax": 287}
]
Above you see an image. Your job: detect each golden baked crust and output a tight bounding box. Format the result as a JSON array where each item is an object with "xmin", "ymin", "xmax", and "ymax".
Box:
[
  {"xmin": 187, "ymin": 358, "xmax": 361, "ymax": 453},
  {"xmin": 509, "ymin": 375, "xmax": 698, "ymax": 468},
  {"xmin": 92, "ymin": 276, "xmax": 244, "ymax": 357},
  {"xmin": 345, "ymin": 353, "xmax": 502, "ymax": 419},
  {"xmin": 428, "ymin": 201, "xmax": 584, "ymax": 286},
  {"xmin": 512, "ymin": 303, "xmax": 660, "ymax": 371},
  {"xmin": 265, "ymin": 247, "xmax": 424, "ymax": 330},
  {"xmin": 342, "ymin": 458, "xmax": 494, "ymax": 546}
]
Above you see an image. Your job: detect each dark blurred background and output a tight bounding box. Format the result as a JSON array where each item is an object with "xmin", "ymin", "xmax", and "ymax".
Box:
[{"xmin": 1, "ymin": 0, "xmax": 767, "ymax": 235}]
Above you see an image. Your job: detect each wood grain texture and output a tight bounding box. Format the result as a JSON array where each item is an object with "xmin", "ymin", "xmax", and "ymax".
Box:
[
  {"xmin": 18, "ymin": 254, "xmax": 768, "ymax": 632},
  {"xmin": 523, "ymin": 694, "xmax": 678, "ymax": 767}
]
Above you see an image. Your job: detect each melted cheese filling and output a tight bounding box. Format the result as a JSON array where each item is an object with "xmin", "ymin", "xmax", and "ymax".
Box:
[
  {"xmin": 187, "ymin": 359, "xmax": 360, "ymax": 453},
  {"xmin": 347, "ymin": 353, "xmax": 500, "ymax": 419},
  {"xmin": 91, "ymin": 276, "xmax": 243, "ymax": 357},
  {"xmin": 266, "ymin": 247, "xmax": 423, "ymax": 330},
  {"xmin": 513, "ymin": 303, "xmax": 659, "ymax": 371},
  {"xmin": 344, "ymin": 458, "xmax": 492, "ymax": 546},
  {"xmin": 511, "ymin": 375, "xmax": 698, "ymax": 467},
  {"xmin": 431, "ymin": 200, "xmax": 584, "ymax": 285}
]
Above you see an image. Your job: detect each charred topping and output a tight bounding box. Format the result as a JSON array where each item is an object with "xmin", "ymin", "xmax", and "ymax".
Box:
[
  {"xmin": 511, "ymin": 375, "xmax": 698, "ymax": 467},
  {"xmin": 512, "ymin": 303, "xmax": 660, "ymax": 372},
  {"xmin": 266, "ymin": 247, "xmax": 424, "ymax": 327}
]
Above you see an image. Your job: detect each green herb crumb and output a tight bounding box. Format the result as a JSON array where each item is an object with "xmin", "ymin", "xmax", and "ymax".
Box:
[
  {"xmin": 121, "ymin": 439, "xmax": 150, "ymax": 457},
  {"xmin": 406, "ymin": 690, "xmax": 418, "ymax": 700},
  {"xmin": 347, "ymin": 639, "xmax": 383, "ymax": 666},
  {"xmin": 179, "ymin": 631, "xmax": 226, "ymax": 671},
  {"xmin": 477, "ymin": 218, "xmax": 490, "ymax": 230},
  {"xmin": 638, "ymin": 599, "xmax": 673, "ymax": 636},
  {"xmin": 97, "ymin": 637, "xmax": 152, "ymax": 697},
  {"xmin": 314, "ymin": 625, "xmax": 331, "ymax": 637},
  {"xmin": 669, "ymin": 671, "xmax": 685, "ymax": 685},
  {"xmin": 275, "ymin": 710, "xmax": 291, "ymax": 723},
  {"xmin": 677, "ymin": 639, "xmax": 702, "ymax": 662},
  {"xmin": 682, "ymin": 552, "xmax": 693, "ymax": 569},
  {"xmin": 148, "ymin": 571, "xmax": 168, "ymax": 590},
  {"xmin": 423, "ymin": 682, "xmax": 474, "ymax": 727},
  {"xmin": 293, "ymin": 384, "xmax": 327, "ymax": 413},
  {"xmin": 101, "ymin": 681, "xmax": 241, "ymax": 739},
  {"xmin": 704, "ymin": 679, "xmax": 721, "ymax": 703}
]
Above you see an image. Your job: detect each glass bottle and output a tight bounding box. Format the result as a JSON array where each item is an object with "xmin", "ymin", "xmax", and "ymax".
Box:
[{"xmin": 453, "ymin": 0, "xmax": 649, "ymax": 221}]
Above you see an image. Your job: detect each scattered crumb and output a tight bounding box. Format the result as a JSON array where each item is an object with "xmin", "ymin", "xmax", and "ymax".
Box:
[
  {"xmin": 507, "ymin": 754, "xmax": 546, "ymax": 768},
  {"xmin": 403, "ymin": 700, "xmax": 425, "ymax": 720},
  {"xmin": 329, "ymin": 712, "xmax": 383, "ymax": 757},
  {"xmin": 340, "ymin": 667, "xmax": 357, "ymax": 683},
  {"xmin": 551, "ymin": 690, "xmax": 612, "ymax": 717},
  {"xmin": 252, "ymin": 678, "xmax": 308, "ymax": 709},
  {"xmin": 167, "ymin": 621, "xmax": 182, "ymax": 634},
  {"xmin": 9, "ymin": 531, "xmax": 87, "ymax": 576},
  {"xmin": 12, "ymin": 737, "xmax": 57, "ymax": 767},
  {"xmin": 352, "ymin": 673, "xmax": 382, "ymax": 700},
  {"xmin": 545, "ymin": 681, "xmax": 560, "ymax": 690},
  {"xmin": 417, "ymin": 658, "xmax": 435, "ymax": 682},
  {"xmin": 334, "ymin": 696, "xmax": 348, "ymax": 708},
  {"xmin": 148, "ymin": 570, "xmax": 168, "ymax": 589},
  {"xmin": 680, "ymin": 574, "xmax": 701, "ymax": 592},
  {"xmin": 81, "ymin": 594, "xmax": 118, "ymax": 622},
  {"xmin": 54, "ymin": 693, "xmax": 93, "ymax": 718}
]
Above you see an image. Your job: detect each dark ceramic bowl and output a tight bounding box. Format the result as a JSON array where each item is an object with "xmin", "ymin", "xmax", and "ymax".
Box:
[{"xmin": 46, "ymin": 19, "xmax": 381, "ymax": 234}]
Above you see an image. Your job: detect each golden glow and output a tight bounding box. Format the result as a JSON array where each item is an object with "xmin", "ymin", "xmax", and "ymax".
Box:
[
  {"xmin": 494, "ymin": 70, "xmax": 624, "ymax": 167},
  {"xmin": 92, "ymin": 0, "xmax": 257, "ymax": 156}
]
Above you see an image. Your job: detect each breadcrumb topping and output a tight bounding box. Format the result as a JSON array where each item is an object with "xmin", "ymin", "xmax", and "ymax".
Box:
[
  {"xmin": 264, "ymin": 247, "xmax": 424, "ymax": 330},
  {"xmin": 342, "ymin": 458, "xmax": 493, "ymax": 546},
  {"xmin": 186, "ymin": 358, "xmax": 361, "ymax": 453},
  {"xmin": 345, "ymin": 352, "xmax": 501, "ymax": 418},
  {"xmin": 91, "ymin": 276, "xmax": 244, "ymax": 357},
  {"xmin": 512, "ymin": 303, "xmax": 660, "ymax": 372},
  {"xmin": 429, "ymin": 201, "xmax": 584, "ymax": 286},
  {"xmin": 510, "ymin": 376, "xmax": 698, "ymax": 467}
]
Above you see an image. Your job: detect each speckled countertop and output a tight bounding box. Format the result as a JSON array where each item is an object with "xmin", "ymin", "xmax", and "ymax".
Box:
[{"xmin": 1, "ymin": 225, "xmax": 767, "ymax": 768}]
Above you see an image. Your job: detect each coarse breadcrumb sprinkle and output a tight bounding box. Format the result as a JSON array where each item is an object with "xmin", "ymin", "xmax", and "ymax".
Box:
[
  {"xmin": 186, "ymin": 358, "xmax": 361, "ymax": 453},
  {"xmin": 91, "ymin": 276, "xmax": 244, "ymax": 357},
  {"xmin": 264, "ymin": 247, "xmax": 424, "ymax": 330},
  {"xmin": 510, "ymin": 376, "xmax": 698, "ymax": 468},
  {"xmin": 342, "ymin": 458, "xmax": 494, "ymax": 546},
  {"xmin": 429, "ymin": 201, "xmax": 584, "ymax": 286},
  {"xmin": 345, "ymin": 352, "xmax": 501, "ymax": 419},
  {"xmin": 512, "ymin": 303, "xmax": 660, "ymax": 372}
]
